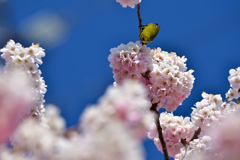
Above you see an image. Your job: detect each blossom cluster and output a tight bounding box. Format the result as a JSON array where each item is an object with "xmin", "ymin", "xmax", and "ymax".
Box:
[
  {"xmin": 174, "ymin": 86, "xmax": 240, "ymax": 159},
  {"xmin": 81, "ymin": 80, "xmax": 152, "ymax": 140},
  {"xmin": 74, "ymin": 80, "xmax": 151, "ymax": 159},
  {"xmin": 175, "ymin": 136, "xmax": 213, "ymax": 160},
  {"xmin": 116, "ymin": 0, "xmax": 141, "ymax": 8},
  {"xmin": 108, "ymin": 41, "xmax": 152, "ymax": 85},
  {"xmin": 190, "ymin": 92, "xmax": 224, "ymax": 134},
  {"xmin": 76, "ymin": 114, "xmax": 145, "ymax": 160},
  {"xmin": 108, "ymin": 42, "xmax": 195, "ymax": 112},
  {"xmin": 10, "ymin": 104, "xmax": 65, "ymax": 159},
  {"xmin": 148, "ymin": 112, "xmax": 196, "ymax": 157},
  {"xmin": 1, "ymin": 80, "xmax": 150, "ymax": 160},
  {"xmin": 226, "ymin": 67, "xmax": 240, "ymax": 100},
  {"xmin": 43, "ymin": 104, "xmax": 66, "ymax": 135},
  {"xmin": 0, "ymin": 40, "xmax": 47, "ymax": 122},
  {"xmin": 149, "ymin": 48, "xmax": 194, "ymax": 111},
  {"xmin": 191, "ymin": 92, "xmax": 240, "ymax": 134},
  {"xmin": 12, "ymin": 117, "xmax": 57, "ymax": 159},
  {"xmin": 175, "ymin": 112, "xmax": 240, "ymax": 160},
  {"xmin": 1, "ymin": 34, "xmax": 240, "ymax": 160}
]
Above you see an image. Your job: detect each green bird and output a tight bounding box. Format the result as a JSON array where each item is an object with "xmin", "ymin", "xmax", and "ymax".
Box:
[{"xmin": 139, "ymin": 23, "xmax": 160, "ymax": 44}]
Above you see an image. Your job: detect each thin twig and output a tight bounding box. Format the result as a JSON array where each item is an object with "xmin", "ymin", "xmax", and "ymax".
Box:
[
  {"xmin": 224, "ymin": 97, "xmax": 229, "ymax": 103},
  {"xmin": 150, "ymin": 103, "xmax": 169, "ymax": 160},
  {"xmin": 137, "ymin": 3, "xmax": 143, "ymax": 33}
]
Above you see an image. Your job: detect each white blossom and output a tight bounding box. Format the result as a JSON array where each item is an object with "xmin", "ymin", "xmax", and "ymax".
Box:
[{"xmin": 0, "ymin": 40, "xmax": 47, "ymax": 122}]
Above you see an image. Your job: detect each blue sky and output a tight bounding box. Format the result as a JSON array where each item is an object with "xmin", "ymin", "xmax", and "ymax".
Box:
[{"xmin": 0, "ymin": 0, "xmax": 240, "ymax": 159}]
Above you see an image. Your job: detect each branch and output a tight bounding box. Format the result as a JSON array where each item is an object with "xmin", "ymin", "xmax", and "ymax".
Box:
[
  {"xmin": 180, "ymin": 127, "xmax": 201, "ymax": 160},
  {"xmin": 137, "ymin": 3, "xmax": 143, "ymax": 33},
  {"xmin": 138, "ymin": 4, "xmax": 168, "ymax": 159},
  {"xmin": 190, "ymin": 127, "xmax": 201, "ymax": 142},
  {"xmin": 181, "ymin": 127, "xmax": 201, "ymax": 147},
  {"xmin": 141, "ymin": 69, "xmax": 151, "ymax": 81},
  {"xmin": 150, "ymin": 103, "xmax": 169, "ymax": 160},
  {"xmin": 224, "ymin": 97, "xmax": 229, "ymax": 103}
]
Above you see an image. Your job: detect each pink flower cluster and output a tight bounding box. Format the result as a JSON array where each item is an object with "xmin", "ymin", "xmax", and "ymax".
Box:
[
  {"xmin": 108, "ymin": 42, "xmax": 195, "ymax": 112},
  {"xmin": 10, "ymin": 105, "xmax": 65, "ymax": 160},
  {"xmin": 116, "ymin": 0, "xmax": 141, "ymax": 8},
  {"xmin": 173, "ymin": 67, "xmax": 240, "ymax": 159},
  {"xmin": 190, "ymin": 92, "xmax": 224, "ymax": 134},
  {"xmin": 149, "ymin": 48, "xmax": 195, "ymax": 111},
  {"xmin": 0, "ymin": 71, "xmax": 31, "ymax": 144},
  {"xmin": 6, "ymin": 80, "xmax": 149, "ymax": 160},
  {"xmin": 0, "ymin": 40, "xmax": 47, "ymax": 122},
  {"xmin": 108, "ymin": 41, "xmax": 152, "ymax": 85},
  {"xmin": 0, "ymin": 40, "xmax": 150, "ymax": 160},
  {"xmin": 78, "ymin": 80, "xmax": 151, "ymax": 159},
  {"xmin": 12, "ymin": 117, "xmax": 56, "ymax": 159},
  {"xmin": 175, "ymin": 136, "xmax": 213, "ymax": 160},
  {"xmin": 226, "ymin": 67, "xmax": 240, "ymax": 100},
  {"xmin": 81, "ymin": 80, "xmax": 152, "ymax": 140},
  {"xmin": 190, "ymin": 92, "xmax": 240, "ymax": 134},
  {"xmin": 176, "ymin": 113, "xmax": 240, "ymax": 160},
  {"xmin": 148, "ymin": 112, "xmax": 196, "ymax": 157}
]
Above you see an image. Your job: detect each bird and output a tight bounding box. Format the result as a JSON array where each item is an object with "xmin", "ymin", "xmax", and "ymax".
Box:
[{"xmin": 139, "ymin": 23, "xmax": 160, "ymax": 44}]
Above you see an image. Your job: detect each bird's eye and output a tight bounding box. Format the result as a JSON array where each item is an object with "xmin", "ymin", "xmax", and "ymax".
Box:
[
  {"xmin": 147, "ymin": 38, "xmax": 150, "ymax": 41},
  {"xmin": 141, "ymin": 36, "xmax": 144, "ymax": 40}
]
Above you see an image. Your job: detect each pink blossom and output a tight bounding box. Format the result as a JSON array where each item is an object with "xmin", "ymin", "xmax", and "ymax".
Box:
[
  {"xmin": 0, "ymin": 71, "xmax": 31, "ymax": 144},
  {"xmin": 148, "ymin": 112, "xmax": 196, "ymax": 158},
  {"xmin": 149, "ymin": 48, "xmax": 195, "ymax": 111},
  {"xmin": 116, "ymin": 0, "xmax": 141, "ymax": 8},
  {"xmin": 108, "ymin": 41, "xmax": 152, "ymax": 85}
]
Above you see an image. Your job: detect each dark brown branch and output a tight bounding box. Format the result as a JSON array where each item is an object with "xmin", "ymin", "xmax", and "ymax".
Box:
[
  {"xmin": 180, "ymin": 127, "xmax": 201, "ymax": 160},
  {"xmin": 141, "ymin": 69, "xmax": 151, "ymax": 80},
  {"xmin": 190, "ymin": 127, "xmax": 201, "ymax": 142},
  {"xmin": 181, "ymin": 127, "xmax": 201, "ymax": 147},
  {"xmin": 180, "ymin": 138, "xmax": 187, "ymax": 146},
  {"xmin": 137, "ymin": 3, "xmax": 143, "ymax": 33},
  {"xmin": 150, "ymin": 103, "xmax": 169, "ymax": 160},
  {"xmin": 224, "ymin": 97, "xmax": 229, "ymax": 103}
]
